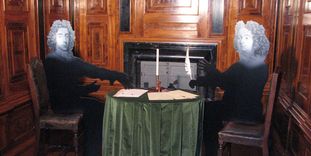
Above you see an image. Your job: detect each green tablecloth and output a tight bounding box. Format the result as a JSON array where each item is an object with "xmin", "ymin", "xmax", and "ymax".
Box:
[{"xmin": 102, "ymin": 91, "xmax": 204, "ymax": 156}]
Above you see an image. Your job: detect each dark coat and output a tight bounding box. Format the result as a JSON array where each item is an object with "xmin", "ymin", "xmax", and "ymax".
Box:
[
  {"xmin": 195, "ymin": 62, "xmax": 268, "ymax": 122},
  {"xmin": 44, "ymin": 52, "xmax": 128, "ymax": 112}
]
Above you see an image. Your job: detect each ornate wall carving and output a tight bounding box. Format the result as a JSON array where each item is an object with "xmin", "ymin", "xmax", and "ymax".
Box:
[
  {"xmin": 146, "ymin": 0, "xmax": 194, "ymax": 14},
  {"xmin": 87, "ymin": 0, "xmax": 107, "ymax": 14},
  {"xmin": 238, "ymin": 0, "xmax": 262, "ymax": 15},
  {"xmin": 49, "ymin": 0, "xmax": 66, "ymax": 14},
  {"xmin": 4, "ymin": 0, "xmax": 29, "ymax": 12},
  {"xmin": 143, "ymin": 0, "xmax": 200, "ymax": 38}
]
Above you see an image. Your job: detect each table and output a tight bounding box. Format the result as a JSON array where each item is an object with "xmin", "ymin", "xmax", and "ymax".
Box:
[{"xmin": 102, "ymin": 91, "xmax": 204, "ymax": 156}]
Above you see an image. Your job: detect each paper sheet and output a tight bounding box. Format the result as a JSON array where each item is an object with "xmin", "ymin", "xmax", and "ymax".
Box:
[
  {"xmin": 166, "ymin": 90, "xmax": 198, "ymax": 99},
  {"xmin": 148, "ymin": 90, "xmax": 198, "ymax": 101},
  {"xmin": 113, "ymin": 89, "xmax": 148, "ymax": 98},
  {"xmin": 147, "ymin": 92, "xmax": 175, "ymax": 101}
]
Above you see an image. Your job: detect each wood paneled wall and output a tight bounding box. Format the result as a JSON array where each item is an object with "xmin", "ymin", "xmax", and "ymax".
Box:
[
  {"xmin": 39, "ymin": 0, "xmax": 277, "ymax": 73},
  {"xmin": 0, "ymin": 0, "xmax": 39, "ymax": 155},
  {"xmin": 273, "ymin": 0, "xmax": 311, "ymax": 155},
  {"xmin": 0, "ymin": 0, "xmax": 280, "ymax": 155},
  {"xmin": 227, "ymin": 0, "xmax": 277, "ymax": 73}
]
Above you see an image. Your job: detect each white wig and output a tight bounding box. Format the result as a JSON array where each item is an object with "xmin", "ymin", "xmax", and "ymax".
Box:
[
  {"xmin": 234, "ymin": 20, "xmax": 270, "ymax": 57},
  {"xmin": 47, "ymin": 20, "xmax": 75, "ymax": 52}
]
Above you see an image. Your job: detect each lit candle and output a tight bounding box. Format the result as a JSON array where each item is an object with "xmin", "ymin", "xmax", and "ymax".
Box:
[{"xmin": 156, "ymin": 48, "xmax": 159, "ymax": 76}]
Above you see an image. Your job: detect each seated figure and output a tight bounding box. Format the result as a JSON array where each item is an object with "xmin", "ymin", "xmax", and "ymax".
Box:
[
  {"xmin": 189, "ymin": 20, "xmax": 270, "ymax": 156},
  {"xmin": 44, "ymin": 20, "xmax": 130, "ymax": 156}
]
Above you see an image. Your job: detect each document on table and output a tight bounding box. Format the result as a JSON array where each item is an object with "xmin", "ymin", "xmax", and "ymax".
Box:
[
  {"xmin": 148, "ymin": 90, "xmax": 198, "ymax": 101},
  {"xmin": 147, "ymin": 92, "xmax": 175, "ymax": 101},
  {"xmin": 113, "ymin": 89, "xmax": 148, "ymax": 98},
  {"xmin": 166, "ymin": 90, "xmax": 198, "ymax": 99}
]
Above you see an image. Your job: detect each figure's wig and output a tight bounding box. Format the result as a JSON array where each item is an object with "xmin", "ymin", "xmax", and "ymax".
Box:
[
  {"xmin": 234, "ymin": 20, "xmax": 270, "ymax": 57},
  {"xmin": 47, "ymin": 20, "xmax": 75, "ymax": 52}
]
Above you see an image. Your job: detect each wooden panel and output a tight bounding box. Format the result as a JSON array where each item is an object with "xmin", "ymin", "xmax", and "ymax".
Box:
[
  {"xmin": 44, "ymin": 0, "xmax": 70, "ymax": 55},
  {"xmin": 0, "ymin": 31, "xmax": 3, "ymax": 99},
  {"xmin": 146, "ymin": 0, "xmax": 197, "ymax": 14},
  {"xmin": 288, "ymin": 122, "xmax": 310, "ymax": 156},
  {"xmin": 238, "ymin": 0, "xmax": 262, "ymax": 15},
  {"xmin": 280, "ymin": 25, "xmax": 296, "ymax": 96},
  {"xmin": 49, "ymin": 0, "xmax": 67, "ymax": 14},
  {"xmin": 143, "ymin": 0, "xmax": 200, "ymax": 38},
  {"xmin": 6, "ymin": 22, "xmax": 29, "ymax": 92},
  {"xmin": 305, "ymin": 0, "xmax": 311, "ymax": 13},
  {"xmin": 211, "ymin": 0, "xmax": 225, "ymax": 34},
  {"xmin": 227, "ymin": 0, "xmax": 276, "ymax": 70},
  {"xmin": 87, "ymin": 0, "xmax": 107, "ymax": 14},
  {"xmin": 120, "ymin": 0, "xmax": 130, "ymax": 32},
  {"xmin": 0, "ymin": 114, "xmax": 8, "ymax": 149},
  {"xmin": 273, "ymin": 95, "xmax": 290, "ymax": 148},
  {"xmin": 306, "ymin": 147, "xmax": 311, "ymax": 156},
  {"xmin": 87, "ymin": 22, "xmax": 108, "ymax": 67},
  {"xmin": 7, "ymin": 103, "xmax": 34, "ymax": 143},
  {"xmin": 297, "ymin": 26, "xmax": 311, "ymax": 113},
  {"xmin": 4, "ymin": 0, "xmax": 29, "ymax": 12}
]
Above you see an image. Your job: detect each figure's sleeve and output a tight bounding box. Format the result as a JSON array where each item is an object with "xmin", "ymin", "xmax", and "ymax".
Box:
[
  {"xmin": 204, "ymin": 64, "xmax": 222, "ymax": 88},
  {"xmin": 196, "ymin": 64, "xmax": 236, "ymax": 89},
  {"xmin": 72, "ymin": 58, "xmax": 129, "ymax": 86}
]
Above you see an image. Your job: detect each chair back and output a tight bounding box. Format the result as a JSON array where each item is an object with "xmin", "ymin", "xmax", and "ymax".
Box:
[
  {"xmin": 263, "ymin": 72, "xmax": 280, "ymax": 141},
  {"xmin": 27, "ymin": 58, "xmax": 51, "ymax": 119}
]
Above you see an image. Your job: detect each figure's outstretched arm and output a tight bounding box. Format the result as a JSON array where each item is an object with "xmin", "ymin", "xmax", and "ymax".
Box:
[{"xmin": 73, "ymin": 58, "xmax": 132, "ymax": 88}]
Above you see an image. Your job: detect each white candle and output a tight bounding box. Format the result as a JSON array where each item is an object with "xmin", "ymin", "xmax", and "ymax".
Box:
[{"xmin": 156, "ymin": 48, "xmax": 159, "ymax": 76}]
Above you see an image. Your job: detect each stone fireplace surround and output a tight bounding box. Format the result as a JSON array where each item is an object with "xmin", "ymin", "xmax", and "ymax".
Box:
[{"xmin": 123, "ymin": 42, "xmax": 217, "ymax": 98}]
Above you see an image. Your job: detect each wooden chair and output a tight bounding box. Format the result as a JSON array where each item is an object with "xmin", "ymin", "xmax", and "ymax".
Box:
[
  {"xmin": 217, "ymin": 72, "xmax": 280, "ymax": 156},
  {"xmin": 27, "ymin": 58, "xmax": 83, "ymax": 156}
]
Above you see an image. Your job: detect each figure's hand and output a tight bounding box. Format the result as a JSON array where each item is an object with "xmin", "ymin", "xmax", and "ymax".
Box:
[
  {"xmin": 116, "ymin": 73, "xmax": 132, "ymax": 89},
  {"xmin": 198, "ymin": 59, "xmax": 210, "ymax": 71},
  {"xmin": 189, "ymin": 80, "xmax": 198, "ymax": 89},
  {"xmin": 189, "ymin": 76, "xmax": 208, "ymax": 88},
  {"xmin": 88, "ymin": 81, "xmax": 101, "ymax": 92}
]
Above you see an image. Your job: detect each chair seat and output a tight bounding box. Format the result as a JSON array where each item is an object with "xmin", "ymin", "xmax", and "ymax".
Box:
[
  {"xmin": 40, "ymin": 113, "xmax": 83, "ymax": 130},
  {"xmin": 218, "ymin": 122, "xmax": 264, "ymax": 146}
]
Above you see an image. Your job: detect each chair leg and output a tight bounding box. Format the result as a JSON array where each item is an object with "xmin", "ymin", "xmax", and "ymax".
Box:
[
  {"xmin": 262, "ymin": 143, "xmax": 269, "ymax": 156},
  {"xmin": 73, "ymin": 130, "xmax": 79, "ymax": 156},
  {"xmin": 218, "ymin": 141, "xmax": 224, "ymax": 156},
  {"xmin": 227, "ymin": 143, "xmax": 231, "ymax": 156},
  {"xmin": 41, "ymin": 129, "xmax": 47, "ymax": 155}
]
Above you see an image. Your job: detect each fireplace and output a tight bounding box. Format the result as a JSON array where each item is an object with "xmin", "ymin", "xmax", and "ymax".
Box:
[{"xmin": 124, "ymin": 42, "xmax": 217, "ymax": 98}]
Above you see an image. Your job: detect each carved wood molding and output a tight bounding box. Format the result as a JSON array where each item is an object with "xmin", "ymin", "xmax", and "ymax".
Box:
[
  {"xmin": 145, "ymin": 0, "xmax": 198, "ymax": 14},
  {"xmin": 49, "ymin": 0, "xmax": 67, "ymax": 14},
  {"xmin": 87, "ymin": 0, "xmax": 107, "ymax": 15},
  {"xmin": 87, "ymin": 23, "xmax": 108, "ymax": 67},
  {"xmin": 4, "ymin": 0, "xmax": 29, "ymax": 12},
  {"xmin": 238, "ymin": 0, "xmax": 262, "ymax": 15}
]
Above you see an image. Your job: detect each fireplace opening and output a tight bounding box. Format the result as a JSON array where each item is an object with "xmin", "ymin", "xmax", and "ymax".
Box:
[{"xmin": 124, "ymin": 42, "xmax": 217, "ymax": 98}]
